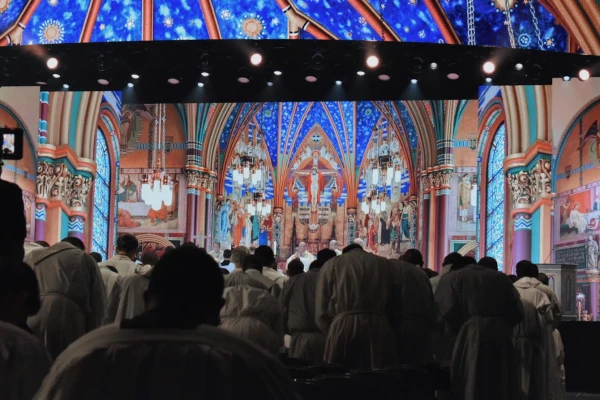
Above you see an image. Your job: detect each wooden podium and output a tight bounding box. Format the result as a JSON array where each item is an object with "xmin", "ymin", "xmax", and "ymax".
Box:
[{"xmin": 537, "ymin": 264, "xmax": 578, "ymax": 321}]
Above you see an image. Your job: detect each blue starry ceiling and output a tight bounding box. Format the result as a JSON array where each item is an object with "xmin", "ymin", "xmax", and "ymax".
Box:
[{"xmin": 3, "ymin": 0, "xmax": 566, "ymax": 52}]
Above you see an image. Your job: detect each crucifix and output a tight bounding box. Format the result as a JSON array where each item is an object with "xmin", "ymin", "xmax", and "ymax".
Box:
[{"xmin": 292, "ymin": 151, "xmax": 337, "ymax": 216}]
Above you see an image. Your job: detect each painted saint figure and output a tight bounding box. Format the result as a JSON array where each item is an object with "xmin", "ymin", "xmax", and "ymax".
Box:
[
  {"xmin": 458, "ymin": 173, "xmax": 471, "ymax": 223},
  {"xmin": 118, "ymin": 175, "xmax": 138, "ymax": 203},
  {"xmin": 588, "ymin": 236, "xmax": 599, "ymax": 270},
  {"xmin": 569, "ymin": 203, "xmax": 588, "ymax": 234}
]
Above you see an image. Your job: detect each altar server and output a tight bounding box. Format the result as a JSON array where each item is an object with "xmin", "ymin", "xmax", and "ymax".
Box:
[
  {"xmin": 315, "ymin": 245, "xmax": 397, "ymax": 368},
  {"xmin": 99, "ymin": 234, "xmax": 139, "ymax": 276},
  {"xmin": 25, "ymin": 237, "xmax": 105, "ymax": 359},
  {"xmin": 256, "ymin": 245, "xmax": 286, "ymax": 288},
  {"xmin": 286, "ymin": 242, "xmax": 315, "ymax": 271},
  {"xmin": 35, "ymin": 247, "xmax": 301, "ymax": 400},
  {"xmin": 435, "ymin": 263, "xmax": 523, "ymax": 400},
  {"xmin": 0, "ymin": 259, "xmax": 52, "ymax": 400}
]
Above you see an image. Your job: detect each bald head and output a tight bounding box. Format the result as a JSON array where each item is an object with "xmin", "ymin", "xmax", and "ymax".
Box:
[
  {"xmin": 353, "ymin": 238, "xmax": 364, "ymax": 248},
  {"xmin": 329, "ymin": 240, "xmax": 338, "ymax": 251},
  {"xmin": 296, "ymin": 242, "xmax": 307, "ymax": 256}
]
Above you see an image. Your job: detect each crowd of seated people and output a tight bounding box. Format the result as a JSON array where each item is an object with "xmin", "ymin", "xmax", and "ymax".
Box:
[{"xmin": 0, "ymin": 177, "xmax": 568, "ymax": 400}]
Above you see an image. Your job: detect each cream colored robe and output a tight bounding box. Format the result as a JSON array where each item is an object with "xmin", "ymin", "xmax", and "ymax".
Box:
[
  {"xmin": 98, "ymin": 265, "xmax": 123, "ymax": 324},
  {"xmin": 219, "ymin": 285, "xmax": 283, "ymax": 355},
  {"xmin": 281, "ymin": 269, "xmax": 325, "ymax": 361},
  {"xmin": 35, "ymin": 324, "xmax": 301, "ymax": 400},
  {"xmin": 315, "ymin": 248, "xmax": 397, "ymax": 369},
  {"xmin": 115, "ymin": 272, "xmax": 150, "ymax": 322},
  {"xmin": 435, "ymin": 265, "xmax": 523, "ymax": 400},
  {"xmin": 99, "ymin": 255, "xmax": 138, "ymax": 277},
  {"xmin": 0, "ymin": 322, "xmax": 52, "ymax": 400},
  {"xmin": 25, "ymin": 242, "xmax": 106, "ymax": 359}
]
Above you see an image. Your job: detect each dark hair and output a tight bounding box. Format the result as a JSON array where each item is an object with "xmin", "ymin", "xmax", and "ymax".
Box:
[
  {"xmin": 516, "ymin": 260, "xmax": 539, "ymax": 278},
  {"xmin": 316, "ymin": 249, "xmax": 337, "ymax": 264},
  {"xmin": 90, "ymin": 252, "xmax": 103, "ymax": 263},
  {"xmin": 478, "ymin": 256, "xmax": 499, "ymax": 271},
  {"xmin": 220, "ymin": 268, "xmax": 230, "ymax": 275},
  {"xmin": 401, "ymin": 249, "xmax": 424, "ymax": 267},
  {"xmin": 35, "ymin": 241, "xmax": 50, "ymax": 248},
  {"xmin": 309, "ymin": 259, "xmax": 324, "ymax": 270},
  {"xmin": 442, "ymin": 252, "xmax": 462, "ymax": 267},
  {"xmin": 163, "ymin": 246, "xmax": 175, "ymax": 256},
  {"xmin": 146, "ymin": 247, "xmax": 223, "ymax": 323},
  {"xmin": 343, "ymin": 243, "xmax": 363, "ymax": 254},
  {"xmin": 423, "ymin": 268, "xmax": 439, "ymax": 278},
  {"xmin": 254, "ymin": 245, "xmax": 275, "ymax": 267},
  {"xmin": 452, "ymin": 256, "xmax": 477, "ymax": 271},
  {"xmin": 0, "ymin": 258, "xmax": 41, "ymax": 316},
  {"xmin": 141, "ymin": 252, "xmax": 159, "ymax": 266},
  {"xmin": 287, "ymin": 259, "xmax": 305, "ymax": 277},
  {"xmin": 61, "ymin": 237, "xmax": 85, "ymax": 251},
  {"xmin": 117, "ymin": 234, "xmax": 139, "ymax": 253},
  {"xmin": 242, "ymin": 254, "xmax": 263, "ymax": 272},
  {"xmin": 538, "ymin": 272, "xmax": 549, "ymax": 286},
  {"xmin": 508, "ymin": 274, "xmax": 518, "ymax": 283},
  {"xmin": 180, "ymin": 242, "xmax": 197, "ymax": 248},
  {"xmin": 223, "ymin": 249, "xmax": 232, "ymax": 259}
]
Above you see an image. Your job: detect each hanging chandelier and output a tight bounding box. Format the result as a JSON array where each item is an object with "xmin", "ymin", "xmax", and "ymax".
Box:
[
  {"xmin": 141, "ymin": 103, "xmax": 173, "ymax": 211},
  {"xmin": 246, "ymin": 192, "xmax": 272, "ymax": 216},
  {"xmin": 232, "ymin": 106, "xmax": 267, "ymax": 189}
]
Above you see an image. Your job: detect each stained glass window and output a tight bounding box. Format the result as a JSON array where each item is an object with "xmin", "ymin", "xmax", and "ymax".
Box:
[
  {"xmin": 485, "ymin": 123, "xmax": 506, "ymax": 271},
  {"xmin": 92, "ymin": 129, "xmax": 111, "ymax": 260}
]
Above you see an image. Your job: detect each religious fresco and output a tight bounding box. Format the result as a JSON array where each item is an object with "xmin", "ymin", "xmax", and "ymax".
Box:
[
  {"xmin": 117, "ymin": 103, "xmax": 187, "ymax": 235},
  {"xmin": 1, "ymin": 0, "xmax": 567, "ymax": 51}
]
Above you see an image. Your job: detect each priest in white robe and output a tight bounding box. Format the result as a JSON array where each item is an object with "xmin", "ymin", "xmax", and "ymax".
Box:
[
  {"xmin": 329, "ymin": 240, "xmax": 342, "ymax": 256},
  {"xmin": 286, "ymin": 242, "xmax": 315, "ymax": 271},
  {"xmin": 98, "ymin": 234, "xmax": 139, "ymax": 276},
  {"xmin": 0, "ymin": 259, "xmax": 52, "ymax": 400},
  {"xmin": 99, "ymin": 263, "xmax": 122, "ymax": 324},
  {"xmin": 256, "ymin": 245, "xmax": 287, "ymax": 288},
  {"xmin": 281, "ymin": 259, "xmax": 326, "ymax": 361},
  {"xmin": 25, "ymin": 238, "xmax": 106, "ymax": 359},
  {"xmin": 435, "ymin": 263, "xmax": 523, "ymax": 400},
  {"xmin": 114, "ymin": 269, "xmax": 151, "ymax": 322},
  {"xmin": 242, "ymin": 255, "xmax": 281, "ymax": 298},
  {"xmin": 35, "ymin": 247, "xmax": 301, "ymax": 400},
  {"xmin": 315, "ymin": 244, "xmax": 397, "ymax": 368},
  {"xmin": 389, "ymin": 259, "xmax": 436, "ymax": 364}
]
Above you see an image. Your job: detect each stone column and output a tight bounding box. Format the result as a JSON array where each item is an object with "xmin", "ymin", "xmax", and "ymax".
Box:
[
  {"xmin": 273, "ymin": 207, "xmax": 283, "ymax": 258},
  {"xmin": 39, "ymin": 92, "xmax": 49, "ymax": 144},
  {"xmin": 346, "ymin": 208, "xmax": 357, "ymax": 244},
  {"xmin": 421, "ymin": 174, "xmax": 431, "ymax": 265},
  {"xmin": 34, "ymin": 203, "xmax": 46, "ymax": 241},
  {"xmin": 185, "ymin": 171, "xmax": 200, "ymax": 243},
  {"xmin": 513, "ymin": 213, "xmax": 532, "ymax": 268},
  {"xmin": 429, "ymin": 168, "xmax": 453, "ymax": 269},
  {"xmin": 67, "ymin": 216, "xmax": 85, "ymax": 241}
]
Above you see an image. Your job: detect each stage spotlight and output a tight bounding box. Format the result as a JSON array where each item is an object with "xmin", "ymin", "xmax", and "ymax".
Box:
[
  {"xmin": 447, "ymin": 73, "xmax": 459, "ymax": 80},
  {"xmin": 430, "ymin": 62, "xmax": 438, "ymax": 70},
  {"xmin": 201, "ymin": 72, "xmax": 209, "ymax": 77},
  {"xmin": 267, "ymin": 81, "xmax": 273, "ymax": 87},
  {"xmin": 62, "ymin": 83, "xmax": 69, "ymax": 89},
  {"xmin": 47, "ymin": 57, "xmax": 58, "ymax": 69},
  {"xmin": 366, "ymin": 55, "xmax": 379, "ymax": 68},
  {"xmin": 198, "ymin": 82, "xmax": 204, "ymax": 87},
  {"xmin": 52, "ymin": 73, "xmax": 60, "ymax": 78},
  {"xmin": 238, "ymin": 77, "xmax": 250, "ymax": 84},
  {"xmin": 357, "ymin": 70, "xmax": 365, "ymax": 76},
  {"xmin": 483, "ymin": 61, "xmax": 495, "ymax": 74},
  {"xmin": 127, "ymin": 82, "xmax": 134, "ymax": 87},
  {"xmin": 168, "ymin": 78, "xmax": 180, "ymax": 84},
  {"xmin": 250, "ymin": 53, "xmax": 262, "ymax": 66},
  {"xmin": 579, "ymin": 69, "xmax": 590, "ymax": 81},
  {"xmin": 131, "ymin": 73, "xmax": 140, "ymax": 79},
  {"xmin": 378, "ymin": 74, "xmax": 390, "ymax": 81},
  {"xmin": 305, "ymin": 76, "xmax": 317, "ymax": 83},
  {"xmin": 563, "ymin": 76, "xmax": 571, "ymax": 81},
  {"xmin": 274, "ymin": 70, "xmax": 282, "ymax": 76},
  {"xmin": 98, "ymin": 79, "xmax": 109, "ymax": 85},
  {"xmin": 515, "ymin": 63, "xmax": 524, "ymax": 71},
  {"xmin": 485, "ymin": 77, "xmax": 493, "ymax": 83},
  {"xmin": 335, "ymin": 80, "xmax": 342, "ymax": 85},
  {"xmin": 411, "ymin": 78, "xmax": 418, "ymax": 84}
]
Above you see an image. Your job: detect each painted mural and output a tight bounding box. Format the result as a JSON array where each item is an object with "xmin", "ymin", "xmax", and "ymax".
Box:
[{"xmin": 0, "ymin": 0, "xmax": 567, "ymax": 51}]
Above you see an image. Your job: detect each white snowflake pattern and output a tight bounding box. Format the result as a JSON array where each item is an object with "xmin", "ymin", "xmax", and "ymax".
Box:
[
  {"xmin": 48, "ymin": 0, "xmax": 58, "ymax": 6},
  {"xmin": 164, "ymin": 17, "xmax": 173, "ymax": 28},
  {"xmin": 220, "ymin": 9, "xmax": 231, "ymax": 20},
  {"xmin": 189, "ymin": 19, "xmax": 203, "ymax": 28},
  {"xmin": 418, "ymin": 30, "xmax": 425, "ymax": 38},
  {"xmin": 99, "ymin": 23, "xmax": 105, "ymax": 30},
  {"xmin": 271, "ymin": 17, "xmax": 279, "ymax": 26},
  {"xmin": 409, "ymin": 0, "xmax": 417, "ymax": 5},
  {"xmin": 125, "ymin": 19, "xmax": 135, "ymax": 30},
  {"xmin": 359, "ymin": 16, "xmax": 367, "ymax": 26}
]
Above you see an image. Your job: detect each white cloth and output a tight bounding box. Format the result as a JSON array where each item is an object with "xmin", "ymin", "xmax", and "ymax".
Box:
[
  {"xmin": 263, "ymin": 267, "xmax": 287, "ymax": 288},
  {"xmin": 315, "ymin": 249, "xmax": 397, "ymax": 369},
  {"xmin": 246, "ymin": 269, "xmax": 281, "ymax": 298},
  {"xmin": 389, "ymin": 260, "xmax": 436, "ymax": 364},
  {"xmin": 514, "ymin": 277, "xmax": 562, "ymax": 328},
  {"xmin": 286, "ymin": 252, "xmax": 315, "ymax": 271},
  {"xmin": 99, "ymin": 255, "xmax": 138, "ymax": 276},
  {"xmin": 281, "ymin": 270, "xmax": 325, "ymax": 362},
  {"xmin": 99, "ymin": 266, "xmax": 123, "ymax": 325},
  {"xmin": 35, "ymin": 324, "xmax": 301, "ymax": 400},
  {"xmin": 25, "ymin": 242, "xmax": 106, "ymax": 360},
  {"xmin": 115, "ymin": 273, "xmax": 150, "ymax": 322},
  {"xmin": 225, "ymin": 273, "xmax": 268, "ymax": 290},
  {"xmin": 209, "ymin": 250, "xmax": 224, "ymax": 263},
  {"xmin": 435, "ymin": 265, "xmax": 523, "ymax": 400},
  {"xmin": 569, "ymin": 209, "xmax": 587, "ymax": 233},
  {"xmin": 219, "ymin": 285, "xmax": 283, "ymax": 355},
  {"xmin": 221, "ymin": 261, "xmax": 235, "ymax": 273},
  {"xmin": 0, "ymin": 322, "xmax": 52, "ymax": 400},
  {"xmin": 333, "ymin": 249, "xmax": 342, "ymax": 256},
  {"xmin": 513, "ymin": 299, "xmax": 547, "ymax": 400},
  {"xmin": 23, "ymin": 242, "xmax": 45, "ymax": 259},
  {"xmin": 430, "ymin": 263, "xmax": 453, "ymax": 294}
]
